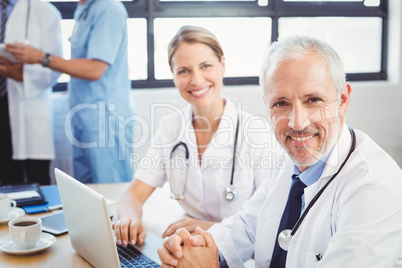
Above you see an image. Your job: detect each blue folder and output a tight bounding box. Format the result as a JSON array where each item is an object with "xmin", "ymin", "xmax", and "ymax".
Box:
[{"xmin": 22, "ymin": 185, "xmax": 62, "ymax": 214}]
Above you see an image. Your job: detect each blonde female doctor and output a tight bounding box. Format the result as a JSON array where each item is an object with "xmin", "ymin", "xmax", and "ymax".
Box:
[
  {"xmin": 114, "ymin": 25, "xmax": 278, "ymax": 247},
  {"xmin": 0, "ymin": 0, "xmax": 62, "ymax": 184}
]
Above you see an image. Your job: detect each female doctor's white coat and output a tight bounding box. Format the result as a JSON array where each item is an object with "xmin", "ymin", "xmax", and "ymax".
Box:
[
  {"xmin": 5, "ymin": 0, "xmax": 62, "ymax": 160},
  {"xmin": 209, "ymin": 125, "xmax": 402, "ymax": 267},
  {"xmin": 135, "ymin": 99, "xmax": 280, "ymax": 222}
]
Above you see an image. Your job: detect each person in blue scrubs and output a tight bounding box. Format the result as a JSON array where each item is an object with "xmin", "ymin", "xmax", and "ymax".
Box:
[{"xmin": 8, "ymin": 0, "xmax": 134, "ymax": 183}]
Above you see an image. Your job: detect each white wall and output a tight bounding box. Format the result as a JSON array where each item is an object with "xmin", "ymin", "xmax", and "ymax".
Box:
[{"xmin": 51, "ymin": 0, "xmax": 402, "ymax": 179}]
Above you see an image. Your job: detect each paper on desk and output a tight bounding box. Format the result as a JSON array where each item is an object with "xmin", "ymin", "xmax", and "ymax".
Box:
[{"xmin": 7, "ymin": 191, "xmax": 40, "ymax": 200}]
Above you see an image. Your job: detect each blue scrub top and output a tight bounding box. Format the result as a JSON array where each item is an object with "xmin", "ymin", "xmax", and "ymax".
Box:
[{"xmin": 68, "ymin": 0, "xmax": 132, "ymax": 132}]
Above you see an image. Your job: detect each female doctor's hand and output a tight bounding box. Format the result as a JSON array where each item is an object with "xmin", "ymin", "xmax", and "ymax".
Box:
[
  {"xmin": 158, "ymin": 227, "xmax": 219, "ymax": 268},
  {"xmin": 5, "ymin": 43, "xmax": 43, "ymax": 65},
  {"xmin": 162, "ymin": 216, "xmax": 215, "ymax": 238},
  {"xmin": 112, "ymin": 216, "xmax": 147, "ymax": 246}
]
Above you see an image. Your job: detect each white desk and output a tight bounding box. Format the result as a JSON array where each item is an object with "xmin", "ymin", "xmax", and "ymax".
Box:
[{"xmin": 0, "ymin": 183, "xmax": 185, "ymax": 267}]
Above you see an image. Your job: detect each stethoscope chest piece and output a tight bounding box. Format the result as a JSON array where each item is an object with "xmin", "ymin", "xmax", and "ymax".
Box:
[
  {"xmin": 278, "ymin": 229, "xmax": 292, "ymax": 251},
  {"xmin": 170, "ymin": 192, "xmax": 185, "ymax": 201},
  {"xmin": 223, "ymin": 186, "xmax": 238, "ymax": 201}
]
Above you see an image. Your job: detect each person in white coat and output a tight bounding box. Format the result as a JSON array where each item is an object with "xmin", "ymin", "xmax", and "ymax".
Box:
[
  {"xmin": 7, "ymin": 0, "xmax": 134, "ymax": 184},
  {"xmin": 157, "ymin": 36, "xmax": 402, "ymax": 267},
  {"xmin": 0, "ymin": 0, "xmax": 62, "ymax": 185},
  {"xmin": 113, "ymin": 25, "xmax": 279, "ymax": 247}
]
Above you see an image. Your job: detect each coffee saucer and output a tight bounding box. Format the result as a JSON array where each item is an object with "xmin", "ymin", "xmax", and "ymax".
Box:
[
  {"xmin": 0, "ymin": 208, "xmax": 25, "ymax": 224},
  {"xmin": 0, "ymin": 233, "xmax": 56, "ymax": 255}
]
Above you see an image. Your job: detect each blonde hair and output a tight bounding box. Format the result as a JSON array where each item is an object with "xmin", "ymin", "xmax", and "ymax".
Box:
[{"xmin": 168, "ymin": 25, "xmax": 224, "ymax": 70}]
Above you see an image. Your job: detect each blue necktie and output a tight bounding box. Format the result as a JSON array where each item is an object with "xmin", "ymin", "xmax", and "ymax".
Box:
[
  {"xmin": 0, "ymin": 0, "xmax": 8, "ymax": 97},
  {"xmin": 270, "ymin": 174, "xmax": 306, "ymax": 268}
]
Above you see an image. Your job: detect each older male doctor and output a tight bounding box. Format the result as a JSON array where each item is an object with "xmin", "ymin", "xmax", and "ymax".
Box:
[
  {"xmin": 0, "ymin": 0, "xmax": 62, "ymax": 184},
  {"xmin": 157, "ymin": 36, "xmax": 402, "ymax": 267}
]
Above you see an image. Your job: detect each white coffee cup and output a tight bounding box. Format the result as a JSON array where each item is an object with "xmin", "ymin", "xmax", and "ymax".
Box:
[
  {"xmin": 9, "ymin": 217, "xmax": 42, "ymax": 250},
  {"xmin": 0, "ymin": 193, "xmax": 17, "ymax": 218}
]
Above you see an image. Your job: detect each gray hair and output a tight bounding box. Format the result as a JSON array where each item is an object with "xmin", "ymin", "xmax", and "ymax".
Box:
[{"xmin": 260, "ymin": 36, "xmax": 346, "ymax": 97}]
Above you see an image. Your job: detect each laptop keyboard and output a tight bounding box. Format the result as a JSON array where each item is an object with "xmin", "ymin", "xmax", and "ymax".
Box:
[{"xmin": 117, "ymin": 244, "xmax": 160, "ymax": 268}]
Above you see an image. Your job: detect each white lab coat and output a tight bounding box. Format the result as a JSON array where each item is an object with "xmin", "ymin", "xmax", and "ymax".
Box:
[
  {"xmin": 135, "ymin": 99, "xmax": 280, "ymax": 222},
  {"xmin": 4, "ymin": 0, "xmax": 62, "ymax": 159},
  {"xmin": 210, "ymin": 125, "xmax": 402, "ymax": 267}
]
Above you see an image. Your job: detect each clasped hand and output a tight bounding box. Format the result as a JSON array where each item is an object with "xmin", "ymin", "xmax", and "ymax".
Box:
[
  {"xmin": 162, "ymin": 216, "xmax": 215, "ymax": 238},
  {"xmin": 157, "ymin": 227, "xmax": 219, "ymax": 268},
  {"xmin": 113, "ymin": 215, "xmax": 215, "ymax": 247}
]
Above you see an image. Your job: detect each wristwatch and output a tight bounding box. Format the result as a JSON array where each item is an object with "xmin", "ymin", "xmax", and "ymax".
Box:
[{"xmin": 39, "ymin": 53, "xmax": 52, "ymax": 67}]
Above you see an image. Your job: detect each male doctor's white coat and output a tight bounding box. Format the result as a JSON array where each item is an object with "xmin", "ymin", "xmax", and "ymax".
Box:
[
  {"xmin": 5, "ymin": 0, "xmax": 62, "ymax": 160},
  {"xmin": 209, "ymin": 125, "xmax": 402, "ymax": 267}
]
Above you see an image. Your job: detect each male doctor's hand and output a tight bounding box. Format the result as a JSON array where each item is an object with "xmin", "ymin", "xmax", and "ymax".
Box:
[
  {"xmin": 162, "ymin": 216, "xmax": 215, "ymax": 238},
  {"xmin": 5, "ymin": 43, "xmax": 43, "ymax": 65},
  {"xmin": 158, "ymin": 227, "xmax": 219, "ymax": 268},
  {"xmin": 113, "ymin": 216, "xmax": 147, "ymax": 246},
  {"xmin": 0, "ymin": 56, "xmax": 23, "ymax": 81}
]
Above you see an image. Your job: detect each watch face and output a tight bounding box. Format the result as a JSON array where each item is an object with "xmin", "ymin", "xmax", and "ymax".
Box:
[{"xmin": 40, "ymin": 54, "xmax": 51, "ymax": 67}]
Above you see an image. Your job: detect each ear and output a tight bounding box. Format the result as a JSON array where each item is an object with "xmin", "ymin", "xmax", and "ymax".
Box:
[
  {"xmin": 339, "ymin": 82, "xmax": 352, "ymax": 118},
  {"xmin": 220, "ymin": 55, "xmax": 226, "ymax": 66},
  {"xmin": 220, "ymin": 55, "xmax": 226, "ymax": 76}
]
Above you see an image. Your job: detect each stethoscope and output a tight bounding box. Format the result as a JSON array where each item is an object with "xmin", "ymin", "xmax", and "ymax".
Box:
[
  {"xmin": 69, "ymin": 0, "xmax": 95, "ymax": 48},
  {"xmin": 16, "ymin": 0, "xmax": 30, "ymax": 45},
  {"xmin": 169, "ymin": 117, "xmax": 240, "ymax": 202},
  {"xmin": 24, "ymin": 0, "xmax": 30, "ymax": 43},
  {"xmin": 278, "ymin": 126, "xmax": 356, "ymax": 251}
]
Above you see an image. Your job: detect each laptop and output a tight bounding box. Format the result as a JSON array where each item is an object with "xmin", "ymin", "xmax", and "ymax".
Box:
[{"xmin": 54, "ymin": 168, "xmax": 162, "ymax": 268}]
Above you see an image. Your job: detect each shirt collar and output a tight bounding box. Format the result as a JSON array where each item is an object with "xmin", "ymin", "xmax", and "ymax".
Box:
[
  {"xmin": 292, "ymin": 123, "xmax": 352, "ymax": 186},
  {"xmin": 9, "ymin": 0, "xmax": 17, "ymax": 7},
  {"xmin": 292, "ymin": 146, "xmax": 333, "ymax": 187},
  {"xmin": 214, "ymin": 99, "xmax": 239, "ymax": 146},
  {"xmin": 76, "ymin": 0, "xmax": 95, "ymax": 21},
  {"xmin": 183, "ymin": 98, "xmax": 239, "ymax": 143},
  {"xmin": 5, "ymin": 0, "xmax": 17, "ymax": 14},
  {"xmin": 181, "ymin": 98, "xmax": 239, "ymax": 156}
]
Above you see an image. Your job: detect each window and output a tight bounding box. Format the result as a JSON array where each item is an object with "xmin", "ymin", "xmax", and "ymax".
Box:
[
  {"xmin": 279, "ymin": 17, "xmax": 382, "ymax": 73},
  {"xmin": 51, "ymin": 0, "xmax": 388, "ymax": 91},
  {"xmin": 154, "ymin": 17, "xmax": 271, "ymax": 79}
]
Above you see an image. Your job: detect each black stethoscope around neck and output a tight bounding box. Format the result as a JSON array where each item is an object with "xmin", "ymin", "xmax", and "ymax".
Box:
[
  {"xmin": 25, "ymin": 0, "xmax": 30, "ymax": 42},
  {"xmin": 18, "ymin": 0, "xmax": 31, "ymax": 44},
  {"xmin": 278, "ymin": 126, "xmax": 357, "ymax": 251},
  {"xmin": 169, "ymin": 117, "xmax": 240, "ymax": 202}
]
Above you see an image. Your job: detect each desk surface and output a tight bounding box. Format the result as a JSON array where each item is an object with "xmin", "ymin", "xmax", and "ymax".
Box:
[{"xmin": 0, "ymin": 182, "xmax": 185, "ymax": 267}]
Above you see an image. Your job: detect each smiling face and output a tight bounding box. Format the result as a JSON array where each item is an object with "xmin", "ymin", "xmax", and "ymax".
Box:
[
  {"xmin": 170, "ymin": 42, "xmax": 225, "ymax": 110},
  {"xmin": 264, "ymin": 52, "xmax": 351, "ymax": 171}
]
